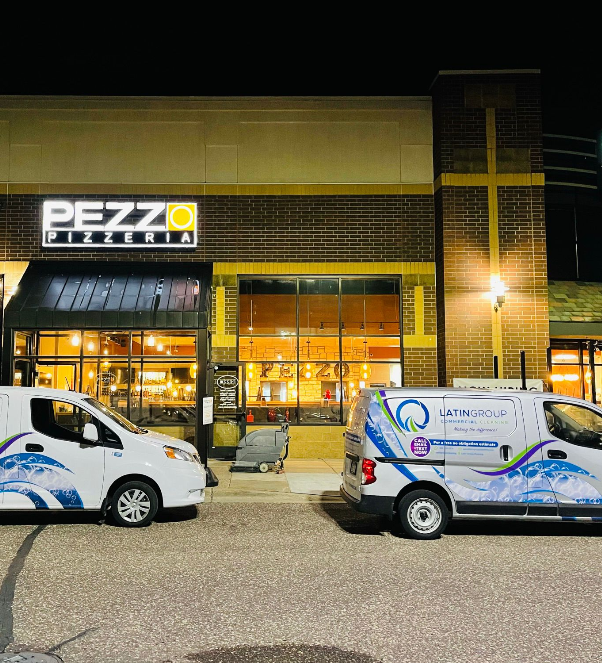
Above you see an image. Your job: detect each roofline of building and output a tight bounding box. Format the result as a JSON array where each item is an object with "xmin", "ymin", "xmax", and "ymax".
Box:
[{"xmin": 0, "ymin": 95, "xmax": 433, "ymax": 111}]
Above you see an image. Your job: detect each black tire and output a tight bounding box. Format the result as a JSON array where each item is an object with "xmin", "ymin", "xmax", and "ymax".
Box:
[
  {"xmin": 398, "ymin": 489, "xmax": 449, "ymax": 540},
  {"xmin": 110, "ymin": 481, "xmax": 159, "ymax": 527}
]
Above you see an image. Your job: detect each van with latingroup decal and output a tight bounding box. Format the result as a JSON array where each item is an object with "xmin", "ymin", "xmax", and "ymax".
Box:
[
  {"xmin": 341, "ymin": 388, "xmax": 602, "ymax": 539},
  {"xmin": 0, "ymin": 387, "xmax": 216, "ymax": 526}
]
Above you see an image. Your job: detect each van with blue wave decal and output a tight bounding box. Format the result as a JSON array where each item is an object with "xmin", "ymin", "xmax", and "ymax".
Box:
[
  {"xmin": 341, "ymin": 388, "xmax": 602, "ymax": 539},
  {"xmin": 0, "ymin": 387, "xmax": 213, "ymax": 526}
]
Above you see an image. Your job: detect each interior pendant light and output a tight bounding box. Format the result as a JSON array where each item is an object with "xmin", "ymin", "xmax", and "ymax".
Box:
[{"xmin": 148, "ymin": 334, "xmax": 155, "ymax": 347}]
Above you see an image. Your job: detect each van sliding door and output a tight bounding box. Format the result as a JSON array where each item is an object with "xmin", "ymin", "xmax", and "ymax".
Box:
[{"xmin": 443, "ymin": 396, "xmax": 529, "ymax": 515}]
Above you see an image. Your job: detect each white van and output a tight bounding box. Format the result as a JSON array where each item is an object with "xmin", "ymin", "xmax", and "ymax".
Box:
[
  {"xmin": 0, "ymin": 387, "xmax": 211, "ymax": 526},
  {"xmin": 341, "ymin": 388, "xmax": 602, "ymax": 539}
]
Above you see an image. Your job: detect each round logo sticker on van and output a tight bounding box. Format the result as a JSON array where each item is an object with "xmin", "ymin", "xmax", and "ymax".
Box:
[{"xmin": 410, "ymin": 436, "xmax": 431, "ymax": 457}]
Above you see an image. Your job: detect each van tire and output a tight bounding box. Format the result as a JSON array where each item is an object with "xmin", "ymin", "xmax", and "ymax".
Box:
[
  {"xmin": 110, "ymin": 481, "xmax": 158, "ymax": 527},
  {"xmin": 398, "ymin": 490, "xmax": 449, "ymax": 540}
]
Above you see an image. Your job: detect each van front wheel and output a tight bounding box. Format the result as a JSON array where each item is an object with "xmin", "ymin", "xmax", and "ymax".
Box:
[
  {"xmin": 110, "ymin": 481, "xmax": 158, "ymax": 527},
  {"xmin": 398, "ymin": 490, "xmax": 448, "ymax": 540}
]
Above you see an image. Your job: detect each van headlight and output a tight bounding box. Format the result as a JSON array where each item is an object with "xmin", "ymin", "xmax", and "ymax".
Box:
[{"xmin": 164, "ymin": 446, "xmax": 194, "ymax": 462}]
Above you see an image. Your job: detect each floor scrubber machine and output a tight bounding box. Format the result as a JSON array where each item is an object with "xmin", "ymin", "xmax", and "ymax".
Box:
[{"xmin": 231, "ymin": 423, "xmax": 290, "ymax": 473}]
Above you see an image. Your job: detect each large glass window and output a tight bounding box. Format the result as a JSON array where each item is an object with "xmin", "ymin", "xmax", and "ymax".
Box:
[
  {"xmin": 13, "ymin": 330, "xmax": 197, "ymax": 445},
  {"xmin": 239, "ymin": 277, "xmax": 403, "ymax": 425},
  {"xmin": 550, "ymin": 340, "xmax": 602, "ymax": 406}
]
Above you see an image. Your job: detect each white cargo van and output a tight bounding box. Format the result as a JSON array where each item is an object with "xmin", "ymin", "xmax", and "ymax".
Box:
[
  {"xmin": 341, "ymin": 388, "xmax": 602, "ymax": 539},
  {"xmin": 0, "ymin": 387, "xmax": 211, "ymax": 526}
]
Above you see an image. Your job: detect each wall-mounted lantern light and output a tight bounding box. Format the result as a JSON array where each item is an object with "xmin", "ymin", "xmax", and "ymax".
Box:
[{"xmin": 491, "ymin": 279, "xmax": 507, "ymax": 312}]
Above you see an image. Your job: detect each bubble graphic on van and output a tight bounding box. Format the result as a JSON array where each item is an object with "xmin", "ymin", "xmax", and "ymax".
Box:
[{"xmin": 1, "ymin": 433, "xmax": 83, "ymax": 509}]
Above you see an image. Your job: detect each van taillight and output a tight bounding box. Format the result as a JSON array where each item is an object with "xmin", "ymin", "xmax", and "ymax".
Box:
[{"xmin": 362, "ymin": 458, "xmax": 377, "ymax": 485}]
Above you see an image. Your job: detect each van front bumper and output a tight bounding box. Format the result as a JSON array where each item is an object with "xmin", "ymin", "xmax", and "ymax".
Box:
[{"xmin": 340, "ymin": 486, "xmax": 395, "ymax": 518}]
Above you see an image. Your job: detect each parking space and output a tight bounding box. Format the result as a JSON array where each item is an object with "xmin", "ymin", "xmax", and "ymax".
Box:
[{"xmin": 2, "ymin": 504, "xmax": 602, "ymax": 662}]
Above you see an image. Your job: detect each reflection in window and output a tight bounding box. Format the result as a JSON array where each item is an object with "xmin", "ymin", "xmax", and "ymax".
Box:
[{"xmin": 544, "ymin": 401, "xmax": 602, "ymax": 449}]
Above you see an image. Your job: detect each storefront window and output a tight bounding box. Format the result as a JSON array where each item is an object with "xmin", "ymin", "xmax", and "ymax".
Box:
[
  {"xmin": 299, "ymin": 279, "xmax": 339, "ymax": 335},
  {"xmin": 239, "ymin": 280, "xmax": 297, "ymax": 335},
  {"xmin": 239, "ymin": 277, "xmax": 403, "ymax": 425},
  {"xmin": 38, "ymin": 331, "xmax": 81, "ymax": 356},
  {"xmin": 12, "ymin": 329, "xmax": 197, "ymax": 439}
]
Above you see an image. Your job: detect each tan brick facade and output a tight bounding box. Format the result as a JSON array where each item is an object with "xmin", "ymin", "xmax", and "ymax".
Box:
[{"xmin": 432, "ymin": 71, "xmax": 549, "ymax": 386}]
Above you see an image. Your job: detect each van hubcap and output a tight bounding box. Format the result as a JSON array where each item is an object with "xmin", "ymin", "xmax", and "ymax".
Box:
[
  {"xmin": 117, "ymin": 489, "xmax": 151, "ymax": 523},
  {"xmin": 408, "ymin": 498, "xmax": 441, "ymax": 534}
]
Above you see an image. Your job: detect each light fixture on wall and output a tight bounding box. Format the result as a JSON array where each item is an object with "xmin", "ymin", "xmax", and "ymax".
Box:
[
  {"xmin": 491, "ymin": 279, "xmax": 507, "ymax": 312},
  {"xmin": 148, "ymin": 334, "xmax": 155, "ymax": 347},
  {"xmin": 70, "ymin": 334, "xmax": 80, "ymax": 347}
]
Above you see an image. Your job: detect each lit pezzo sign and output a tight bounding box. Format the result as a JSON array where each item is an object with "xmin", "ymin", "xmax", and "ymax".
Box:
[{"xmin": 42, "ymin": 200, "xmax": 197, "ymax": 249}]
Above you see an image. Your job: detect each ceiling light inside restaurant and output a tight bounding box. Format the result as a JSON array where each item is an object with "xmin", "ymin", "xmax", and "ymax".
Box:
[
  {"xmin": 148, "ymin": 335, "xmax": 155, "ymax": 347},
  {"xmin": 71, "ymin": 334, "xmax": 80, "ymax": 346}
]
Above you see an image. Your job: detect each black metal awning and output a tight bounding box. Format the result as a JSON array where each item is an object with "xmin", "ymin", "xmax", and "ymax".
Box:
[{"xmin": 4, "ymin": 261, "xmax": 212, "ymax": 330}]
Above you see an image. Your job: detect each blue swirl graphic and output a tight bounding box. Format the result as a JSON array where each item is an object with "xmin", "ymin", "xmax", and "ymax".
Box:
[
  {"xmin": 0, "ymin": 452, "xmax": 83, "ymax": 509},
  {"xmin": 395, "ymin": 399, "xmax": 430, "ymax": 433}
]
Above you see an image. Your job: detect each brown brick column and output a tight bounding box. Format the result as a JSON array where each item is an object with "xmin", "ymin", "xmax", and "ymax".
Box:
[{"xmin": 432, "ymin": 70, "xmax": 549, "ymax": 386}]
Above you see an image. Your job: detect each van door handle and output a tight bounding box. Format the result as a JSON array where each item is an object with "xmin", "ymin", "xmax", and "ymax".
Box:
[
  {"xmin": 500, "ymin": 445, "xmax": 512, "ymax": 462},
  {"xmin": 25, "ymin": 443, "xmax": 44, "ymax": 452},
  {"xmin": 548, "ymin": 449, "xmax": 567, "ymax": 460}
]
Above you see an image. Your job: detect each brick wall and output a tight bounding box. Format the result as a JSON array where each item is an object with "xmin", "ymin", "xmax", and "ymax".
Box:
[
  {"xmin": 433, "ymin": 73, "xmax": 543, "ymax": 178},
  {"xmin": 403, "ymin": 348, "xmax": 438, "ymax": 386},
  {"xmin": 435, "ymin": 186, "xmax": 493, "ymax": 381},
  {"xmin": 1, "ymin": 194, "xmax": 434, "ymax": 263},
  {"xmin": 498, "ymin": 185, "xmax": 548, "ymax": 379},
  {"xmin": 1, "ymin": 192, "xmax": 438, "ymax": 390},
  {"xmin": 433, "ymin": 71, "xmax": 549, "ymax": 386}
]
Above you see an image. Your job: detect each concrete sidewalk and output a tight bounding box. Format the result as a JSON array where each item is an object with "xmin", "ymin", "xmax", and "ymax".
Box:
[{"xmin": 207, "ymin": 458, "xmax": 344, "ymax": 503}]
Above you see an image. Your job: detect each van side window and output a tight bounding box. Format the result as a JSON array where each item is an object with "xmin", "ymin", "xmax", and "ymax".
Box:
[
  {"xmin": 544, "ymin": 402, "xmax": 602, "ymax": 450},
  {"xmin": 31, "ymin": 398, "xmax": 93, "ymax": 444}
]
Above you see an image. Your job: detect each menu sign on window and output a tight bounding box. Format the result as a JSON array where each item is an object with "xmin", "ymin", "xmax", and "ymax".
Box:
[
  {"xmin": 42, "ymin": 200, "xmax": 197, "ymax": 249},
  {"xmin": 214, "ymin": 372, "xmax": 239, "ymax": 413}
]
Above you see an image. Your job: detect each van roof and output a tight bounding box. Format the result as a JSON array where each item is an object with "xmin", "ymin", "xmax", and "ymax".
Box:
[{"xmin": 359, "ymin": 387, "xmax": 575, "ymax": 402}]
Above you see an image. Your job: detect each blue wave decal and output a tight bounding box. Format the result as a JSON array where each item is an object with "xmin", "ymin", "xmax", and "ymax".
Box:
[
  {"xmin": 365, "ymin": 410, "xmax": 417, "ymax": 482},
  {"xmin": 0, "ymin": 451, "xmax": 83, "ymax": 509},
  {"xmin": 2, "ymin": 483, "xmax": 49, "ymax": 509}
]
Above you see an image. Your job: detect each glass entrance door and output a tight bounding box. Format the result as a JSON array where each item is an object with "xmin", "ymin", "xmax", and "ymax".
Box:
[{"xmin": 210, "ymin": 364, "xmax": 246, "ymax": 459}]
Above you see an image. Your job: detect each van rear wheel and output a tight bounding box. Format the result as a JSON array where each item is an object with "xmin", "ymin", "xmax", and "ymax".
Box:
[
  {"xmin": 110, "ymin": 481, "xmax": 158, "ymax": 527},
  {"xmin": 398, "ymin": 490, "xmax": 448, "ymax": 540}
]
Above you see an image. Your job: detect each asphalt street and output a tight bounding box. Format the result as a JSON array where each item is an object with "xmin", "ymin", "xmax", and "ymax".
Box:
[{"xmin": 1, "ymin": 504, "xmax": 601, "ymax": 663}]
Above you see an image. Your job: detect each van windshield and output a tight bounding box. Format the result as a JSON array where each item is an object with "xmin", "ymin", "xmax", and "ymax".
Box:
[{"xmin": 83, "ymin": 398, "xmax": 146, "ymax": 434}]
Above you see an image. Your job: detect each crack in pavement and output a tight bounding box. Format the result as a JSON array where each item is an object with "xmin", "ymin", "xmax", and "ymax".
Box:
[
  {"xmin": 48, "ymin": 627, "xmax": 99, "ymax": 654},
  {"xmin": 0, "ymin": 525, "xmax": 47, "ymax": 653}
]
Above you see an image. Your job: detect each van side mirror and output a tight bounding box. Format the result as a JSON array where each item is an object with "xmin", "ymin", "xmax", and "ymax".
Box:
[{"xmin": 83, "ymin": 422, "xmax": 100, "ymax": 444}]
